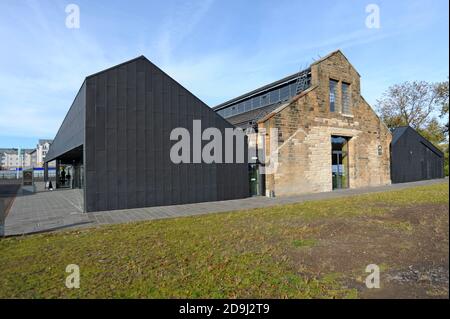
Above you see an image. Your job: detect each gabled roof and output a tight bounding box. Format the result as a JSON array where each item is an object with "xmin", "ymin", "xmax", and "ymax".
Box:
[
  {"xmin": 0, "ymin": 148, "xmax": 18, "ymax": 154},
  {"xmin": 213, "ymin": 49, "xmax": 360, "ymax": 126},
  {"xmin": 391, "ymin": 126, "xmax": 409, "ymax": 145},
  {"xmin": 47, "ymin": 56, "xmax": 149, "ymax": 163},
  {"xmin": 46, "ymin": 55, "xmax": 233, "ymax": 163},
  {"xmin": 391, "ymin": 126, "xmax": 444, "ymax": 157},
  {"xmin": 38, "ymin": 139, "xmax": 53, "ymax": 145},
  {"xmin": 85, "ymin": 55, "xmax": 146, "ymax": 79},
  {"xmin": 311, "ymin": 49, "xmax": 361, "ymax": 77}
]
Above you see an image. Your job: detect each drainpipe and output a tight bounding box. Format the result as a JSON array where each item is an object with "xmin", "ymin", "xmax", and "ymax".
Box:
[
  {"xmin": 252, "ymin": 122, "xmax": 267, "ymax": 197},
  {"xmin": 16, "ymin": 147, "xmax": 20, "ymax": 179}
]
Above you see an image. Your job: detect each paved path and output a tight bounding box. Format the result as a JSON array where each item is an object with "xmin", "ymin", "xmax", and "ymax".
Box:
[
  {"xmin": 0, "ymin": 184, "xmax": 21, "ymax": 236},
  {"xmin": 3, "ymin": 178, "xmax": 448, "ymax": 236}
]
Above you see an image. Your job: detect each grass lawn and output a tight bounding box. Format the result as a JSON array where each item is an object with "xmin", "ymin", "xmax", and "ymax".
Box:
[{"xmin": 0, "ymin": 183, "xmax": 448, "ymax": 298}]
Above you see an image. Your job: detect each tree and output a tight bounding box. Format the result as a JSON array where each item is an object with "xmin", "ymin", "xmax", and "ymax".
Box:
[
  {"xmin": 443, "ymin": 144, "xmax": 449, "ymax": 176},
  {"xmin": 417, "ymin": 117, "xmax": 446, "ymax": 147},
  {"xmin": 376, "ymin": 80, "xmax": 449, "ymax": 176},
  {"xmin": 376, "ymin": 81, "xmax": 444, "ymax": 131},
  {"xmin": 434, "ymin": 80, "xmax": 449, "ymax": 176},
  {"xmin": 435, "ymin": 80, "xmax": 449, "ymax": 135}
]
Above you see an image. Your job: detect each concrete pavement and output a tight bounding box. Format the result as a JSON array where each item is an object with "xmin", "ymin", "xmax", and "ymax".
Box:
[{"xmin": 3, "ymin": 178, "xmax": 448, "ymax": 236}]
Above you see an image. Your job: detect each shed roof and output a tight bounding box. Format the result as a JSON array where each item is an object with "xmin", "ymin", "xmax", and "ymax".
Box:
[
  {"xmin": 213, "ymin": 69, "xmax": 310, "ymax": 111},
  {"xmin": 226, "ymin": 102, "xmax": 286, "ymax": 129}
]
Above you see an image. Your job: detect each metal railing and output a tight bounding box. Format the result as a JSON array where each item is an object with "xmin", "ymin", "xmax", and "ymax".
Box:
[{"xmin": 0, "ymin": 170, "xmax": 56, "ymax": 180}]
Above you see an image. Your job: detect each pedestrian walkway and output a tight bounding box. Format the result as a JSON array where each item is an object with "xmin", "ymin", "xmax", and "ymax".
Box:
[
  {"xmin": 4, "ymin": 183, "xmax": 86, "ymax": 236},
  {"xmin": 3, "ymin": 178, "xmax": 448, "ymax": 236}
]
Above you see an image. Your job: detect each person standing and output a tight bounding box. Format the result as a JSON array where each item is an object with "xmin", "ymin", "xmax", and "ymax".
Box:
[
  {"xmin": 60, "ymin": 168, "xmax": 66, "ymax": 187},
  {"xmin": 66, "ymin": 171, "xmax": 71, "ymax": 188}
]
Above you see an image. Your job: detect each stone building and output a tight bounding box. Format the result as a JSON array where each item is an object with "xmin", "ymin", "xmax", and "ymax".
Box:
[{"xmin": 214, "ymin": 50, "xmax": 392, "ymax": 196}]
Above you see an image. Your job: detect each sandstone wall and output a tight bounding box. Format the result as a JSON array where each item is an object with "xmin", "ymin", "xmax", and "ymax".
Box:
[{"xmin": 261, "ymin": 51, "xmax": 391, "ymax": 197}]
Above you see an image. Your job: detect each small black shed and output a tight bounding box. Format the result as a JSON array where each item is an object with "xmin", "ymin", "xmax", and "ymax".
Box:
[{"xmin": 391, "ymin": 126, "xmax": 445, "ymax": 183}]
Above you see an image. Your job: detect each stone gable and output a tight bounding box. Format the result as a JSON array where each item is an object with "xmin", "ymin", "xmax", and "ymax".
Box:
[{"xmin": 259, "ymin": 50, "xmax": 391, "ymax": 196}]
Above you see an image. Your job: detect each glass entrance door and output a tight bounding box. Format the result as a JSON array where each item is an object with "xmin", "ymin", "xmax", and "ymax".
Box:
[
  {"xmin": 331, "ymin": 136, "xmax": 349, "ymax": 189},
  {"xmin": 249, "ymin": 164, "xmax": 259, "ymax": 196}
]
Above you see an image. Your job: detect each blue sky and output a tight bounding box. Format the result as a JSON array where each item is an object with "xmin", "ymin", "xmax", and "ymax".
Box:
[{"xmin": 0, "ymin": 0, "xmax": 448, "ymax": 148}]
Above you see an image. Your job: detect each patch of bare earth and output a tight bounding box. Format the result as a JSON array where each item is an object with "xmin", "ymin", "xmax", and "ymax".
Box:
[{"xmin": 286, "ymin": 203, "xmax": 449, "ymax": 298}]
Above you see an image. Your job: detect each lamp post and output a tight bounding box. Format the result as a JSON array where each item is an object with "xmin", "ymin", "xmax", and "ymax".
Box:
[{"xmin": 16, "ymin": 147, "xmax": 21, "ymax": 179}]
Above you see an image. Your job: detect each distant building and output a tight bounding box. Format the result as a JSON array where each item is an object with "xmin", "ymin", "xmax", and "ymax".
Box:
[
  {"xmin": 20, "ymin": 149, "xmax": 35, "ymax": 168},
  {"xmin": 0, "ymin": 140, "xmax": 52, "ymax": 170},
  {"xmin": 36, "ymin": 139, "xmax": 53, "ymax": 167},
  {"xmin": 0, "ymin": 148, "xmax": 19, "ymax": 170},
  {"xmin": 0, "ymin": 148, "xmax": 34, "ymax": 169},
  {"xmin": 30, "ymin": 149, "xmax": 37, "ymax": 167}
]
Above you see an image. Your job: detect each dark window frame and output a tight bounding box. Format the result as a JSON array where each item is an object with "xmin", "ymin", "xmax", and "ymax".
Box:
[
  {"xmin": 261, "ymin": 93, "xmax": 269, "ymax": 107},
  {"xmin": 280, "ymin": 85, "xmax": 290, "ymax": 101},
  {"xmin": 270, "ymin": 89, "xmax": 280, "ymax": 104},
  {"xmin": 329, "ymin": 79, "xmax": 338, "ymax": 112},
  {"xmin": 252, "ymin": 96, "xmax": 261, "ymax": 109},
  {"xmin": 341, "ymin": 82, "xmax": 351, "ymax": 114}
]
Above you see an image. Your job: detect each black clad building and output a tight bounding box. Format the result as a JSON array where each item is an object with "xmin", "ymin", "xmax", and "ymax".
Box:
[
  {"xmin": 45, "ymin": 56, "xmax": 249, "ymax": 212},
  {"xmin": 390, "ymin": 126, "xmax": 445, "ymax": 183}
]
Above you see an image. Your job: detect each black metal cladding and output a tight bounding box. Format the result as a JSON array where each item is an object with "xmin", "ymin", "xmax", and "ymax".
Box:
[
  {"xmin": 390, "ymin": 126, "xmax": 445, "ymax": 183},
  {"xmin": 45, "ymin": 82, "xmax": 85, "ymax": 162},
  {"xmin": 82, "ymin": 56, "xmax": 249, "ymax": 212}
]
